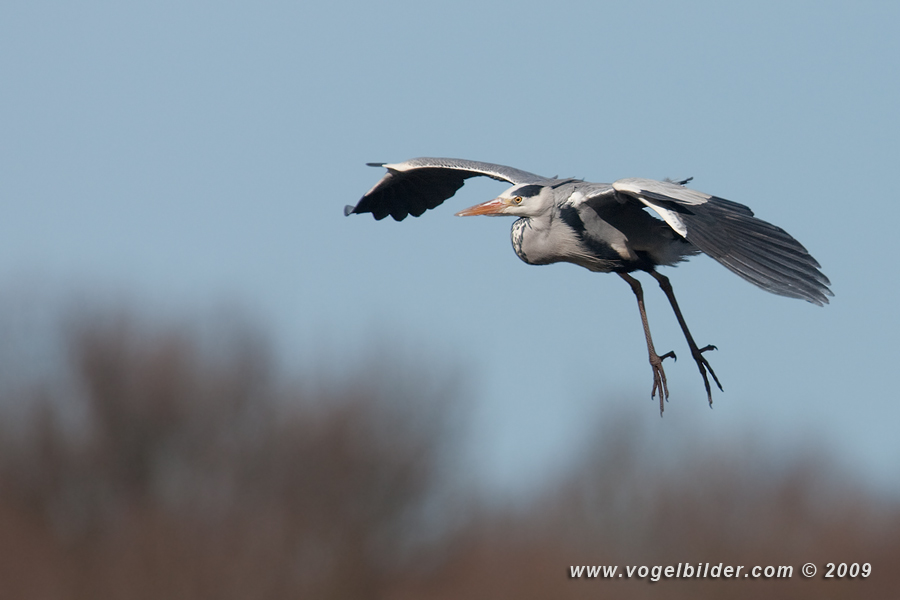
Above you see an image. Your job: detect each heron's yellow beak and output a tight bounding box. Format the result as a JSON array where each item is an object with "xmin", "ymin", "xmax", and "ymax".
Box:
[{"xmin": 455, "ymin": 197, "xmax": 507, "ymax": 216}]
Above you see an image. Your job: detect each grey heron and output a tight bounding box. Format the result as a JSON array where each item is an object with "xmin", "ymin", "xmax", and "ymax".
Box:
[{"xmin": 345, "ymin": 157, "xmax": 832, "ymax": 413}]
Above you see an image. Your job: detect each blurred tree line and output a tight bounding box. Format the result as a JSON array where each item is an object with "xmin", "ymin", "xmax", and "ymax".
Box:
[{"xmin": 0, "ymin": 308, "xmax": 897, "ymax": 599}]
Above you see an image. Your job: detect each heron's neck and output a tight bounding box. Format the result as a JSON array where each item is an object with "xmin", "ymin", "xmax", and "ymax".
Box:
[{"xmin": 511, "ymin": 217, "xmax": 555, "ymax": 266}]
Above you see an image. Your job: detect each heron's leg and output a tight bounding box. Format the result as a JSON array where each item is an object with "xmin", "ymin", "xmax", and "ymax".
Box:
[
  {"xmin": 618, "ymin": 272, "xmax": 675, "ymax": 415},
  {"xmin": 649, "ymin": 271, "xmax": 723, "ymax": 407}
]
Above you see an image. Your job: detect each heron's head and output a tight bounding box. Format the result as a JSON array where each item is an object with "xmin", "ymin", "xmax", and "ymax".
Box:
[{"xmin": 455, "ymin": 184, "xmax": 553, "ymax": 218}]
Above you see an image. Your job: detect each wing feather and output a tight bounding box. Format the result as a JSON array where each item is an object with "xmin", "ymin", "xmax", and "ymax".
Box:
[
  {"xmin": 346, "ymin": 157, "xmax": 545, "ymax": 221},
  {"xmin": 612, "ymin": 178, "xmax": 832, "ymax": 305}
]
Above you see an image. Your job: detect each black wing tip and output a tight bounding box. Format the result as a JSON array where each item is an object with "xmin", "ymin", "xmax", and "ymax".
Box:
[
  {"xmin": 343, "ymin": 204, "xmax": 396, "ymax": 220},
  {"xmin": 804, "ymin": 286, "xmax": 833, "ymax": 306},
  {"xmin": 807, "ymin": 295, "xmax": 832, "ymax": 307},
  {"xmin": 366, "ymin": 162, "xmax": 386, "ymax": 167}
]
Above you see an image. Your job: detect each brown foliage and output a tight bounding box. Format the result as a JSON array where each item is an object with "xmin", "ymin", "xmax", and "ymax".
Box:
[
  {"xmin": 0, "ymin": 315, "xmax": 448, "ymax": 599},
  {"xmin": 396, "ymin": 419, "xmax": 900, "ymax": 600},
  {"xmin": 0, "ymin": 312, "xmax": 897, "ymax": 599}
]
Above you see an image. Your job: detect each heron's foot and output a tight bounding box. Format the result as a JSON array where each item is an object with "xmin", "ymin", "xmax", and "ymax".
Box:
[
  {"xmin": 649, "ymin": 350, "xmax": 676, "ymax": 415},
  {"xmin": 690, "ymin": 344, "xmax": 723, "ymax": 407}
]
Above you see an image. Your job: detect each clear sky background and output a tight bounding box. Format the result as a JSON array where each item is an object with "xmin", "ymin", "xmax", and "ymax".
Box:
[{"xmin": 1, "ymin": 1, "xmax": 898, "ymax": 499}]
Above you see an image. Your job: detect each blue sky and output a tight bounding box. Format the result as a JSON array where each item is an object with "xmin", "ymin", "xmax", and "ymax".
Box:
[{"xmin": 2, "ymin": 1, "xmax": 898, "ymax": 498}]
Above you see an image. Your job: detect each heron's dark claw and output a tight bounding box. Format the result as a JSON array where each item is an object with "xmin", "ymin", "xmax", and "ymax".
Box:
[
  {"xmin": 691, "ymin": 343, "xmax": 723, "ymax": 407},
  {"xmin": 648, "ymin": 350, "xmax": 671, "ymax": 416},
  {"xmin": 659, "ymin": 350, "xmax": 677, "ymax": 362}
]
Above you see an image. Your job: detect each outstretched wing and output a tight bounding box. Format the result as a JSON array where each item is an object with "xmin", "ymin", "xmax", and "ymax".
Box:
[
  {"xmin": 612, "ymin": 178, "xmax": 833, "ymax": 306},
  {"xmin": 345, "ymin": 157, "xmax": 545, "ymax": 221}
]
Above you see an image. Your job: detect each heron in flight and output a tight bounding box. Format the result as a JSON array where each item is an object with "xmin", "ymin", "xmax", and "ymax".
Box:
[{"xmin": 345, "ymin": 157, "xmax": 832, "ymax": 413}]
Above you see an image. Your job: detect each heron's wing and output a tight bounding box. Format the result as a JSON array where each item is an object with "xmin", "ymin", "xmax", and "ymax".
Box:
[
  {"xmin": 345, "ymin": 157, "xmax": 545, "ymax": 221},
  {"xmin": 611, "ymin": 178, "xmax": 833, "ymax": 305}
]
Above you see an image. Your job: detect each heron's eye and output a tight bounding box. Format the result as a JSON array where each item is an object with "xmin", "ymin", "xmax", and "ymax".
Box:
[{"xmin": 513, "ymin": 196, "xmax": 523, "ymax": 204}]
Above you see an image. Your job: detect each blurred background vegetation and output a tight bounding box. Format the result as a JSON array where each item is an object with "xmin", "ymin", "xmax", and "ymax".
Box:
[{"xmin": 0, "ymin": 301, "xmax": 897, "ymax": 599}]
